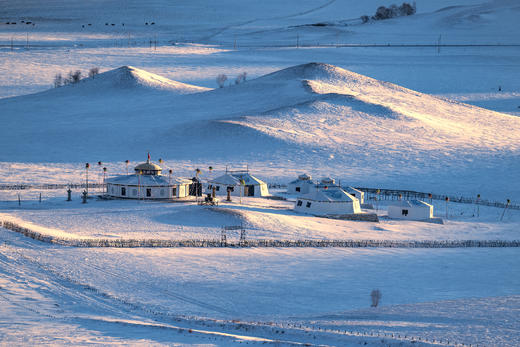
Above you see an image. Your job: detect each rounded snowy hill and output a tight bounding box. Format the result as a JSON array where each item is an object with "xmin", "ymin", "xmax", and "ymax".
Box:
[{"xmin": 2, "ymin": 62, "xmax": 519, "ymax": 196}]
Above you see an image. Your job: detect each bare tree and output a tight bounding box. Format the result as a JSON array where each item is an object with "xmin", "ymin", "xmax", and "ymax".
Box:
[
  {"xmin": 53, "ymin": 73, "xmax": 63, "ymax": 88},
  {"xmin": 370, "ymin": 289, "xmax": 382, "ymax": 307},
  {"xmin": 216, "ymin": 74, "xmax": 227, "ymax": 88},
  {"xmin": 71, "ymin": 70, "xmax": 82, "ymax": 83},
  {"xmin": 88, "ymin": 67, "xmax": 100, "ymax": 78},
  {"xmin": 235, "ymin": 72, "xmax": 247, "ymax": 85},
  {"xmin": 63, "ymin": 71, "xmax": 74, "ymax": 85}
]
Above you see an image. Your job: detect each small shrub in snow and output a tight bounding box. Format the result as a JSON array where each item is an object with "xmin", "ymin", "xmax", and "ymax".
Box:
[
  {"xmin": 88, "ymin": 67, "xmax": 99, "ymax": 78},
  {"xmin": 370, "ymin": 289, "xmax": 382, "ymax": 307},
  {"xmin": 235, "ymin": 72, "xmax": 247, "ymax": 85},
  {"xmin": 53, "ymin": 73, "xmax": 63, "ymax": 88},
  {"xmin": 216, "ymin": 74, "xmax": 227, "ymax": 88},
  {"xmin": 71, "ymin": 70, "xmax": 82, "ymax": 83}
]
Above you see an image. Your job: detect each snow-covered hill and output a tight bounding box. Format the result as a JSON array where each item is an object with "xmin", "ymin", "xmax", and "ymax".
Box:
[{"xmin": 1, "ymin": 62, "xmax": 519, "ymax": 197}]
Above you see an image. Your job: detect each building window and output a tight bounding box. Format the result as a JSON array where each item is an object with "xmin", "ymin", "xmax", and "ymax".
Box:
[
  {"xmin": 295, "ymin": 187, "xmax": 301, "ymax": 192},
  {"xmin": 216, "ymin": 186, "xmax": 220, "ymax": 191},
  {"xmin": 132, "ymin": 189, "xmax": 137, "ymax": 196},
  {"xmin": 297, "ymin": 200, "xmax": 302, "ymax": 206},
  {"xmin": 160, "ymin": 189, "xmax": 165, "ymax": 196},
  {"xmin": 306, "ymin": 202, "xmax": 311, "ymax": 208},
  {"xmin": 121, "ymin": 187, "xmax": 126, "ymax": 196},
  {"xmin": 402, "ymin": 209, "xmax": 409, "ymax": 216},
  {"xmin": 172, "ymin": 187, "xmax": 177, "ymax": 197},
  {"xmin": 146, "ymin": 188, "xmax": 152, "ymax": 197}
]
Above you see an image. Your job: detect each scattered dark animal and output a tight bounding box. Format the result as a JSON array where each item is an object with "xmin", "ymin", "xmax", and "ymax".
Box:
[
  {"xmin": 88, "ymin": 23, "xmax": 92, "ymax": 26},
  {"xmin": 26, "ymin": 21, "xmax": 32, "ymax": 24},
  {"xmin": 111, "ymin": 23, "xmax": 115, "ymax": 26},
  {"xmin": 145, "ymin": 22, "xmax": 148, "ymax": 25},
  {"xmin": 151, "ymin": 22, "xmax": 155, "ymax": 25},
  {"xmin": 105, "ymin": 23, "xmax": 108, "ymax": 25}
]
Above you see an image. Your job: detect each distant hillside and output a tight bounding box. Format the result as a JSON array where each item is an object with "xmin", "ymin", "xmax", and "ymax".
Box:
[{"xmin": 1, "ymin": 62, "xmax": 519, "ymax": 196}]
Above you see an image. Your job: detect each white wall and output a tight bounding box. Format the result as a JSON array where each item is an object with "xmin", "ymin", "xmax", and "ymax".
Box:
[
  {"xmin": 388, "ymin": 205, "xmax": 433, "ymax": 220},
  {"xmin": 209, "ymin": 183, "xmax": 269, "ymax": 197},
  {"xmin": 107, "ymin": 183, "xmax": 189, "ymax": 199},
  {"xmin": 294, "ymin": 199, "xmax": 361, "ymax": 216},
  {"xmin": 287, "ymin": 181, "xmax": 312, "ymax": 195}
]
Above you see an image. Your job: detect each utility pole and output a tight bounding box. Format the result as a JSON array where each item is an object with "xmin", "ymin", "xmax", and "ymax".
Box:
[{"xmin": 500, "ymin": 199, "xmax": 511, "ymax": 221}]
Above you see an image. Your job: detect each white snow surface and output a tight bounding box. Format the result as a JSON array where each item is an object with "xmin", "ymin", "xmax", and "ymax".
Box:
[
  {"xmin": 1, "ymin": 62, "xmax": 520, "ymax": 200},
  {"xmin": 1, "ymin": 0, "xmax": 520, "ymax": 345},
  {"xmin": 0, "ymin": 228, "xmax": 518, "ymax": 346}
]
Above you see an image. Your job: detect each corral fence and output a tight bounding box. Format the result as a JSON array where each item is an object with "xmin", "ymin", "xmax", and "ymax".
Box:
[
  {"xmin": 268, "ymin": 183, "xmax": 519, "ymax": 211},
  {"xmin": 356, "ymin": 187, "xmax": 520, "ymax": 211},
  {"xmin": 2, "ymin": 221, "xmax": 518, "ymax": 249}
]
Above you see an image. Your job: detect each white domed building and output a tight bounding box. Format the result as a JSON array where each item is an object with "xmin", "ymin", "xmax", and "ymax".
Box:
[
  {"xmin": 293, "ymin": 178, "xmax": 361, "ymax": 216},
  {"xmin": 106, "ymin": 155, "xmax": 191, "ymax": 200}
]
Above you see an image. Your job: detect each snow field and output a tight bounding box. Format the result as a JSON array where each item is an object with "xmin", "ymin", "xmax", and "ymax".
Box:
[
  {"xmin": 1, "ymin": 0, "xmax": 519, "ymax": 345},
  {"xmin": 1, "ymin": 228, "xmax": 518, "ymax": 346},
  {"xmin": 1, "ymin": 194, "xmax": 519, "ymax": 242}
]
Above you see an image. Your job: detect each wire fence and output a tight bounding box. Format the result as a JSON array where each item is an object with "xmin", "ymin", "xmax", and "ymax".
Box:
[
  {"xmin": 2, "ymin": 221, "xmax": 518, "ymax": 249},
  {"xmin": 0, "ymin": 183, "xmax": 104, "ymax": 190},
  {"xmin": 357, "ymin": 187, "xmax": 519, "ymax": 211}
]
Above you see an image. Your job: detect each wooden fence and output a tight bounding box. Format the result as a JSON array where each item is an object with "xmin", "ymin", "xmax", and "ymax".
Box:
[
  {"xmin": 354, "ymin": 187, "xmax": 520, "ymax": 211},
  {"xmin": 2, "ymin": 221, "xmax": 518, "ymax": 249}
]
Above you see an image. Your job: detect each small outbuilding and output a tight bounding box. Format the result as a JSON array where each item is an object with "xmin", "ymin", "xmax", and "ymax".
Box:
[
  {"xmin": 294, "ymin": 178, "xmax": 361, "ymax": 216},
  {"xmin": 287, "ymin": 174, "xmax": 315, "ymax": 195},
  {"xmin": 387, "ymin": 200, "xmax": 433, "ymax": 220},
  {"xmin": 106, "ymin": 155, "xmax": 191, "ymax": 200},
  {"xmin": 208, "ymin": 169, "xmax": 269, "ymax": 197}
]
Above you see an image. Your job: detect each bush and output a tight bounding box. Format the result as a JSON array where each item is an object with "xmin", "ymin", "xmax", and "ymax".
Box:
[
  {"xmin": 235, "ymin": 72, "xmax": 247, "ymax": 85},
  {"xmin": 88, "ymin": 67, "xmax": 99, "ymax": 78},
  {"xmin": 53, "ymin": 73, "xmax": 63, "ymax": 88},
  {"xmin": 370, "ymin": 289, "xmax": 382, "ymax": 307},
  {"xmin": 71, "ymin": 70, "xmax": 82, "ymax": 83},
  {"xmin": 216, "ymin": 74, "xmax": 227, "ymax": 88}
]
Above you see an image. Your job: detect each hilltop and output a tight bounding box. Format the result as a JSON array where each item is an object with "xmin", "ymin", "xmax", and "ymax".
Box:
[{"xmin": 1, "ymin": 62, "xmax": 519, "ymax": 197}]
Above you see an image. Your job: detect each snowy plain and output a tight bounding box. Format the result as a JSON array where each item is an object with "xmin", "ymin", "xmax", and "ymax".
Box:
[{"xmin": 1, "ymin": 0, "xmax": 520, "ymax": 345}]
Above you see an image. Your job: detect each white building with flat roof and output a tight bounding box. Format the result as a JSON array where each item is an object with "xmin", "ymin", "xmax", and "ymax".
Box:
[
  {"xmin": 287, "ymin": 174, "xmax": 315, "ymax": 195},
  {"xmin": 387, "ymin": 200, "xmax": 433, "ymax": 220}
]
